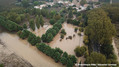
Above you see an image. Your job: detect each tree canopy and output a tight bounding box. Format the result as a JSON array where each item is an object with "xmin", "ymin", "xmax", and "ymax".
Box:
[{"xmin": 85, "ymin": 8, "xmax": 116, "ymax": 47}]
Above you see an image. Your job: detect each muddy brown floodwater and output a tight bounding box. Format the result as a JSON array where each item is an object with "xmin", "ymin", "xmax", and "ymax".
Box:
[
  {"xmin": 0, "ymin": 33, "xmax": 64, "ymax": 67},
  {"xmin": 28, "ymin": 25, "xmax": 52, "ymax": 37},
  {"xmin": 49, "ymin": 23, "xmax": 84, "ymax": 55}
]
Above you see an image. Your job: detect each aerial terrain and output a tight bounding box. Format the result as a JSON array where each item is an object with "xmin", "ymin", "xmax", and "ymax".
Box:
[{"xmin": 0, "ymin": 0, "xmax": 119, "ymax": 67}]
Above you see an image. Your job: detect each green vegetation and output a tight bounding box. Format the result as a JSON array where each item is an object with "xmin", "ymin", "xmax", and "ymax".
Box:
[
  {"xmin": 21, "ymin": 0, "xmax": 30, "ymax": 8},
  {"xmin": 102, "ymin": 4, "xmax": 119, "ymax": 22},
  {"xmin": 79, "ymin": 27, "xmax": 84, "ymax": 32},
  {"xmin": 42, "ymin": 18, "xmax": 65, "ymax": 43},
  {"xmin": 28, "ymin": 33, "xmax": 41, "ymax": 46},
  {"xmin": 83, "ymin": 35, "xmax": 89, "ymax": 45},
  {"xmin": 84, "ymin": 8, "xmax": 118, "ymax": 64},
  {"xmin": 39, "ymin": 15, "xmax": 44, "ymax": 27},
  {"xmin": 17, "ymin": 29, "xmax": 30, "ymax": 39},
  {"xmin": 49, "ymin": 19, "xmax": 56, "ymax": 25},
  {"xmin": 67, "ymin": 19, "xmax": 80, "ymax": 26},
  {"xmin": 36, "ymin": 43, "xmax": 77, "ymax": 66},
  {"xmin": 29, "ymin": 19, "xmax": 35, "ymax": 31},
  {"xmin": 23, "ymin": 24, "xmax": 27, "ymax": 29},
  {"xmin": 0, "ymin": 64, "xmax": 4, "ymax": 67},
  {"xmin": 0, "ymin": 16, "xmax": 22, "ymax": 32},
  {"xmin": 68, "ymin": 10, "xmax": 73, "ymax": 18},
  {"xmin": 85, "ymin": 52, "xmax": 106, "ymax": 64},
  {"xmin": 61, "ymin": 29, "xmax": 66, "ymax": 35},
  {"xmin": 85, "ymin": 8, "xmax": 116, "ymax": 50},
  {"xmin": 74, "ymin": 46, "xmax": 87, "ymax": 57},
  {"xmin": 35, "ymin": 15, "xmax": 40, "ymax": 29},
  {"xmin": 74, "ymin": 27, "xmax": 78, "ymax": 32}
]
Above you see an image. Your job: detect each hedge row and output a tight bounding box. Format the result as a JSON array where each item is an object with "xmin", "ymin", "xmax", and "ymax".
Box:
[
  {"xmin": 0, "ymin": 16, "xmax": 22, "ymax": 32},
  {"xmin": 41, "ymin": 18, "xmax": 65, "ymax": 43},
  {"xmin": 36, "ymin": 43, "xmax": 77, "ymax": 67},
  {"xmin": 17, "ymin": 29, "xmax": 41, "ymax": 46}
]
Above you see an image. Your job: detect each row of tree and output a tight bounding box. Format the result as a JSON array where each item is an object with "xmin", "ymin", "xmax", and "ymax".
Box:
[
  {"xmin": 0, "ymin": 16, "xmax": 22, "ymax": 32},
  {"xmin": 36, "ymin": 43, "xmax": 77, "ymax": 67},
  {"xmin": 42, "ymin": 18, "xmax": 65, "ymax": 43},
  {"xmin": 17, "ymin": 29, "xmax": 41, "ymax": 46},
  {"xmin": 29, "ymin": 15, "xmax": 44, "ymax": 31}
]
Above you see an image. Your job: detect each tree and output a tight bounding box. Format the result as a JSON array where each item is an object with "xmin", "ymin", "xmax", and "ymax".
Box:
[
  {"xmin": 16, "ymin": 16, "xmax": 21, "ymax": 23},
  {"xmin": 33, "ymin": 1, "xmax": 39, "ymax": 6},
  {"xmin": 21, "ymin": 0, "xmax": 30, "ymax": 8},
  {"xmin": 17, "ymin": 29, "xmax": 30, "ymax": 39},
  {"xmin": 29, "ymin": 19, "xmax": 35, "ymax": 31},
  {"xmin": 74, "ymin": 46, "xmax": 87, "ymax": 57},
  {"xmin": 61, "ymin": 29, "xmax": 66, "ymax": 35},
  {"xmin": 54, "ymin": 14, "xmax": 61, "ymax": 21},
  {"xmin": 35, "ymin": 15, "xmax": 40, "ymax": 29},
  {"xmin": 101, "ymin": 44, "xmax": 114, "ymax": 59},
  {"xmin": 49, "ymin": 19, "xmax": 56, "ymax": 25},
  {"xmin": 80, "ymin": 0, "xmax": 87, "ymax": 6},
  {"xmin": 0, "ymin": 16, "xmax": 22, "ymax": 32},
  {"xmin": 41, "ymin": 34, "xmax": 46, "ymax": 42},
  {"xmin": 85, "ymin": 52, "xmax": 106, "ymax": 64},
  {"xmin": 39, "ymin": 15, "xmax": 44, "ymax": 27},
  {"xmin": 53, "ymin": 52, "xmax": 61, "ymax": 62},
  {"xmin": 69, "ymin": 55, "xmax": 77, "ymax": 64},
  {"xmin": 60, "ymin": 57, "xmax": 67, "ymax": 65},
  {"xmin": 68, "ymin": 10, "xmax": 73, "ymax": 18},
  {"xmin": 23, "ymin": 24, "xmax": 27, "ymax": 29},
  {"xmin": 46, "ymin": 33, "xmax": 53, "ymax": 43},
  {"xmin": 85, "ymin": 8, "xmax": 116, "ymax": 51},
  {"xmin": 66, "ymin": 59, "xmax": 73, "ymax": 67}
]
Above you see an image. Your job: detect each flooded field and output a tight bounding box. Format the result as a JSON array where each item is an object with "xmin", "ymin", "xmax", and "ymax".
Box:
[
  {"xmin": 0, "ymin": 23, "xmax": 84, "ymax": 66},
  {"xmin": 0, "ymin": 33, "xmax": 64, "ymax": 67},
  {"xmin": 49, "ymin": 23, "xmax": 84, "ymax": 55},
  {"xmin": 28, "ymin": 25, "xmax": 52, "ymax": 37}
]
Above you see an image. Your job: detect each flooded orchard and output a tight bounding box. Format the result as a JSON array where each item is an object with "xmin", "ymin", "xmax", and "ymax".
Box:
[
  {"xmin": 0, "ymin": 33, "xmax": 64, "ymax": 67},
  {"xmin": 50, "ymin": 23, "xmax": 84, "ymax": 55},
  {"xmin": 0, "ymin": 23, "xmax": 84, "ymax": 67}
]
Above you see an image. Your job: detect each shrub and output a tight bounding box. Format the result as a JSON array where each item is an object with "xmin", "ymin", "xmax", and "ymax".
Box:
[
  {"xmin": 28, "ymin": 33, "xmax": 41, "ymax": 45},
  {"xmin": 23, "ymin": 24, "xmax": 27, "ymax": 29},
  {"xmin": 78, "ymin": 32, "xmax": 81, "ymax": 36},
  {"xmin": 49, "ymin": 19, "xmax": 56, "ymax": 25},
  {"xmin": 29, "ymin": 19, "xmax": 35, "ymax": 31},
  {"xmin": 74, "ymin": 46, "xmax": 87, "ymax": 57},
  {"xmin": 83, "ymin": 36, "xmax": 89, "ymax": 45},
  {"xmin": 0, "ymin": 64, "xmax": 4, "ymax": 67},
  {"xmin": 66, "ymin": 59, "xmax": 73, "ymax": 67},
  {"xmin": 75, "ymin": 27, "xmax": 78, "ymax": 32},
  {"xmin": 17, "ymin": 29, "xmax": 30, "ymax": 39},
  {"xmin": 79, "ymin": 27, "xmax": 84, "ymax": 32},
  {"xmin": 60, "ymin": 57, "xmax": 67, "ymax": 65},
  {"xmin": 60, "ymin": 34, "xmax": 64, "ymax": 39},
  {"xmin": 61, "ymin": 29, "xmax": 66, "ymax": 35}
]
